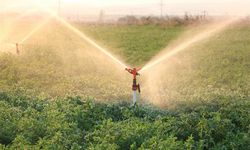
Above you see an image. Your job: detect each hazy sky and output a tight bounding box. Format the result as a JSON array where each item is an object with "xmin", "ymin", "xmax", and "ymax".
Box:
[{"xmin": 1, "ymin": 0, "xmax": 250, "ymax": 16}]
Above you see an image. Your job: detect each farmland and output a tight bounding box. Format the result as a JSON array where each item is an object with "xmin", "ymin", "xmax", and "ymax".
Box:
[
  {"xmin": 0, "ymin": 18, "xmax": 249, "ymax": 149},
  {"xmin": 76, "ymin": 24, "xmax": 185, "ymax": 66}
]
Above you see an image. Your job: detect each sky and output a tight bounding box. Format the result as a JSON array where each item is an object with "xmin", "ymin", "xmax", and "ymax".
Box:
[{"xmin": 0, "ymin": 0, "xmax": 250, "ymax": 16}]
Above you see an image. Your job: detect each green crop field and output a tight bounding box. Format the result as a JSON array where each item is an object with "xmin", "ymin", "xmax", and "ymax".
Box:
[
  {"xmin": 0, "ymin": 19, "xmax": 249, "ymax": 149},
  {"xmin": 76, "ymin": 24, "xmax": 185, "ymax": 66}
]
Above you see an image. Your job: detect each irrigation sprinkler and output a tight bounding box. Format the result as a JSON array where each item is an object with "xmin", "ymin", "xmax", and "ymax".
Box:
[
  {"xmin": 16, "ymin": 43, "xmax": 20, "ymax": 55},
  {"xmin": 125, "ymin": 67, "xmax": 141, "ymax": 105}
]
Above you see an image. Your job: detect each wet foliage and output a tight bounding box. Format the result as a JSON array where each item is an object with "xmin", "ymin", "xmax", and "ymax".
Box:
[{"xmin": 0, "ymin": 90, "xmax": 249, "ymax": 149}]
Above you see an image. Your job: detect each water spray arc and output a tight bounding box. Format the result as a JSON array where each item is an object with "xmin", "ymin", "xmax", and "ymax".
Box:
[
  {"xmin": 35, "ymin": 6, "xmax": 137, "ymax": 102},
  {"xmin": 13, "ymin": 16, "xmax": 52, "ymax": 54},
  {"xmin": 0, "ymin": 8, "xmax": 38, "ymax": 39},
  {"xmin": 0, "ymin": 9, "xmax": 40, "ymax": 53},
  {"xmin": 3, "ymin": 5, "xmax": 133, "ymax": 102},
  {"xmin": 140, "ymin": 18, "xmax": 237, "ymax": 73},
  {"xmin": 4, "ymin": 4, "xmax": 127, "ymax": 69},
  {"xmin": 19, "ymin": 18, "xmax": 51, "ymax": 44},
  {"xmin": 38, "ymin": 7, "xmax": 128, "ymax": 69}
]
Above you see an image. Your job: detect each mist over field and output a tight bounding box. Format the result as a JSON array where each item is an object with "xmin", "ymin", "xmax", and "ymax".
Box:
[
  {"xmin": 1, "ymin": 0, "xmax": 250, "ymax": 16},
  {"xmin": 0, "ymin": 0, "xmax": 249, "ymax": 149}
]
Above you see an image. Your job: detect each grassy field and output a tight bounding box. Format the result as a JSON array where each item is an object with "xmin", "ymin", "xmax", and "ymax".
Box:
[
  {"xmin": 0, "ymin": 21, "xmax": 134, "ymax": 100},
  {"xmin": 0, "ymin": 20, "xmax": 249, "ymax": 149},
  {"xmin": 76, "ymin": 22, "xmax": 250, "ymax": 105},
  {"xmin": 140, "ymin": 22, "xmax": 250, "ymax": 105},
  {"xmin": 76, "ymin": 24, "xmax": 185, "ymax": 66}
]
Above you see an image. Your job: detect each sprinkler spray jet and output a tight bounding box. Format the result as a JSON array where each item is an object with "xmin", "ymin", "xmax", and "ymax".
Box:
[
  {"xmin": 140, "ymin": 18, "xmax": 238, "ymax": 73},
  {"xmin": 125, "ymin": 67, "xmax": 141, "ymax": 105},
  {"xmin": 35, "ymin": 5, "xmax": 127, "ymax": 69},
  {"xmin": 12, "ymin": 16, "xmax": 52, "ymax": 55},
  {"xmin": 20, "ymin": 17, "xmax": 52, "ymax": 44}
]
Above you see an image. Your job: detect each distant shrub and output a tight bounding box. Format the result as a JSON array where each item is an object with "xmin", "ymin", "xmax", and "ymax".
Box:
[
  {"xmin": 118, "ymin": 16, "xmax": 139, "ymax": 25},
  {"xmin": 117, "ymin": 14, "xmax": 209, "ymax": 26}
]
